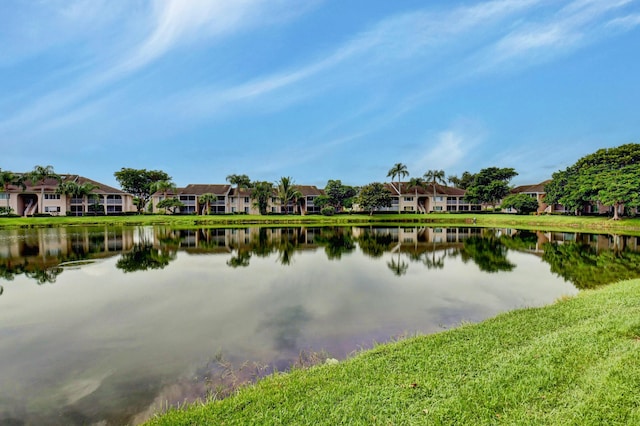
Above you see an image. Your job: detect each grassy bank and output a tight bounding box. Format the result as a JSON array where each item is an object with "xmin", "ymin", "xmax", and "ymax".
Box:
[
  {"xmin": 2, "ymin": 213, "xmax": 640, "ymax": 234},
  {"xmin": 146, "ymin": 279, "xmax": 640, "ymax": 425}
]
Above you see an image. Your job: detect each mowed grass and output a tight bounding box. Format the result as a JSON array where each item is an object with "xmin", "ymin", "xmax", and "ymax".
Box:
[
  {"xmin": 146, "ymin": 279, "xmax": 640, "ymax": 426},
  {"xmin": 2, "ymin": 213, "xmax": 640, "ymax": 234}
]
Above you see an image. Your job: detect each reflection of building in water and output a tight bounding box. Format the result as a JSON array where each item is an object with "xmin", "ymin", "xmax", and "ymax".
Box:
[
  {"xmin": 0, "ymin": 227, "xmax": 135, "ymax": 282},
  {"xmin": 533, "ymin": 231, "xmax": 640, "ymax": 253}
]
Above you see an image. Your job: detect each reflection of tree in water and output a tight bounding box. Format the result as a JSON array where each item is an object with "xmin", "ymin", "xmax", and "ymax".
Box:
[
  {"xmin": 116, "ymin": 244, "xmax": 176, "ymax": 273},
  {"xmin": 459, "ymin": 235, "xmax": 515, "ymax": 273},
  {"xmin": 357, "ymin": 230, "xmax": 395, "ymax": 258},
  {"xmin": 542, "ymin": 237, "xmax": 640, "ymax": 289},
  {"xmin": 387, "ymin": 256, "xmax": 409, "ymax": 276},
  {"xmin": 313, "ymin": 227, "xmax": 355, "ymax": 260},
  {"xmin": 260, "ymin": 305, "xmax": 311, "ymax": 351},
  {"xmin": 26, "ymin": 267, "xmax": 64, "ymax": 284},
  {"xmin": 227, "ymin": 250, "xmax": 251, "ymax": 268},
  {"xmin": 276, "ymin": 230, "xmax": 298, "ymax": 266},
  {"xmin": 251, "ymin": 228, "xmax": 274, "ymax": 258}
]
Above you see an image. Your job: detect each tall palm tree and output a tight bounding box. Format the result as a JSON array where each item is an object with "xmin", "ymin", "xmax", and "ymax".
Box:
[
  {"xmin": 150, "ymin": 180, "xmax": 177, "ymax": 213},
  {"xmin": 0, "ymin": 169, "xmax": 25, "ymax": 213},
  {"xmin": 198, "ymin": 193, "xmax": 217, "ymax": 215},
  {"xmin": 56, "ymin": 181, "xmax": 99, "ymax": 215},
  {"xmin": 29, "ymin": 165, "xmax": 61, "ymax": 214},
  {"xmin": 226, "ymin": 174, "xmax": 251, "ymax": 214},
  {"xmin": 276, "ymin": 176, "xmax": 302, "ymax": 214},
  {"xmin": 407, "ymin": 176, "xmax": 427, "ymax": 213},
  {"xmin": 387, "ymin": 163, "xmax": 408, "ymax": 196},
  {"xmin": 424, "ymin": 169, "xmax": 446, "ymax": 212}
]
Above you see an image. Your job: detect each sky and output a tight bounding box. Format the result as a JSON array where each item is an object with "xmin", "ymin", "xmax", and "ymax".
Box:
[{"xmin": 1, "ymin": 0, "xmax": 639, "ymax": 190}]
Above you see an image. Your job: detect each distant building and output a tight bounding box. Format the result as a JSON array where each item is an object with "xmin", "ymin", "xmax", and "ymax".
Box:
[{"xmin": 1, "ymin": 174, "xmax": 135, "ymax": 216}]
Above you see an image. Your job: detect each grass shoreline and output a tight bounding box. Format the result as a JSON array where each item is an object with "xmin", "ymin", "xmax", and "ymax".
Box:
[
  {"xmin": 2, "ymin": 213, "xmax": 640, "ymax": 235},
  {"xmin": 145, "ymin": 279, "xmax": 640, "ymax": 425}
]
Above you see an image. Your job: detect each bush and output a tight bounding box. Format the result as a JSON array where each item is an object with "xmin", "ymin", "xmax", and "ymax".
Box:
[{"xmin": 321, "ymin": 206, "xmax": 335, "ymax": 216}]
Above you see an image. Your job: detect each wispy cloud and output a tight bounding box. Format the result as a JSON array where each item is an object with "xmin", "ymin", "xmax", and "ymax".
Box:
[{"xmin": 411, "ymin": 121, "xmax": 487, "ymax": 175}]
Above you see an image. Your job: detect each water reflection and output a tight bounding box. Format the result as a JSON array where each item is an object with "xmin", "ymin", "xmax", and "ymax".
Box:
[
  {"xmin": 1, "ymin": 226, "xmax": 640, "ymax": 424},
  {"xmin": 1, "ymin": 226, "xmax": 640, "ymax": 288}
]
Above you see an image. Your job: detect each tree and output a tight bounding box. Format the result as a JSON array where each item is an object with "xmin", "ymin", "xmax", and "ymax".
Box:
[
  {"xmin": 251, "ymin": 181, "xmax": 273, "ymax": 215},
  {"xmin": 276, "ymin": 176, "xmax": 302, "ymax": 214},
  {"xmin": 198, "ymin": 193, "xmax": 217, "ymax": 215},
  {"xmin": 501, "ymin": 193, "xmax": 539, "ymax": 215},
  {"xmin": 357, "ymin": 182, "xmax": 392, "ymax": 215},
  {"xmin": 156, "ymin": 197, "xmax": 184, "ymax": 214},
  {"xmin": 56, "ymin": 181, "xmax": 99, "ymax": 215},
  {"xmin": 545, "ymin": 144, "xmax": 640, "ymax": 219},
  {"xmin": 424, "ymin": 170, "xmax": 446, "ymax": 211},
  {"xmin": 387, "ymin": 163, "xmax": 408, "ymax": 195},
  {"xmin": 29, "ymin": 165, "xmax": 61, "ymax": 213},
  {"xmin": 407, "ymin": 177, "xmax": 427, "ymax": 213},
  {"xmin": 114, "ymin": 168, "xmax": 171, "ymax": 213},
  {"xmin": 226, "ymin": 174, "xmax": 251, "ymax": 214},
  {"xmin": 448, "ymin": 171, "xmax": 475, "ymax": 189},
  {"xmin": 0, "ymin": 169, "xmax": 25, "ymax": 213},
  {"xmin": 323, "ymin": 180, "xmax": 356, "ymax": 211},
  {"xmin": 464, "ymin": 167, "xmax": 518, "ymax": 208}
]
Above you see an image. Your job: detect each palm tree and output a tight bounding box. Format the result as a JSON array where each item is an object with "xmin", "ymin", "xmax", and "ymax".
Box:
[
  {"xmin": 198, "ymin": 193, "xmax": 217, "ymax": 215},
  {"xmin": 0, "ymin": 169, "xmax": 25, "ymax": 213},
  {"xmin": 424, "ymin": 169, "xmax": 446, "ymax": 212},
  {"xmin": 29, "ymin": 165, "xmax": 61, "ymax": 214},
  {"xmin": 407, "ymin": 176, "xmax": 427, "ymax": 213},
  {"xmin": 276, "ymin": 176, "xmax": 302, "ymax": 214},
  {"xmin": 226, "ymin": 174, "xmax": 251, "ymax": 214},
  {"xmin": 56, "ymin": 181, "xmax": 99, "ymax": 215},
  {"xmin": 150, "ymin": 180, "xmax": 177, "ymax": 214},
  {"xmin": 387, "ymin": 163, "xmax": 408, "ymax": 199}
]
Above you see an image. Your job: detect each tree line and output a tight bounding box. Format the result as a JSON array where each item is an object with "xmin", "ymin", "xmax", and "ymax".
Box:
[{"xmin": 2, "ymin": 142, "xmax": 638, "ymax": 217}]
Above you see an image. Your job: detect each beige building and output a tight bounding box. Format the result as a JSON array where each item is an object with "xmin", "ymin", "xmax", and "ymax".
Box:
[
  {"xmin": 1, "ymin": 174, "xmax": 135, "ymax": 216},
  {"xmin": 370, "ymin": 182, "xmax": 481, "ymax": 213}
]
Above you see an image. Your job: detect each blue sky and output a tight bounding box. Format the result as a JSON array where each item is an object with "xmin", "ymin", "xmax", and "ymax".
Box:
[{"xmin": 1, "ymin": 0, "xmax": 639, "ymax": 189}]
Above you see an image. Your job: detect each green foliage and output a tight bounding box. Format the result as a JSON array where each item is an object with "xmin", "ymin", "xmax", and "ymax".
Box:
[
  {"xmin": 198, "ymin": 193, "xmax": 217, "ymax": 215},
  {"xmin": 501, "ymin": 193, "xmax": 539, "ymax": 214},
  {"xmin": 387, "ymin": 163, "xmax": 408, "ymax": 194},
  {"xmin": 459, "ymin": 235, "xmax": 515, "ymax": 272},
  {"xmin": 276, "ymin": 176, "xmax": 302, "ymax": 214},
  {"xmin": 543, "ymin": 237, "xmax": 640, "ymax": 289},
  {"xmin": 357, "ymin": 182, "xmax": 392, "ymax": 215},
  {"xmin": 320, "ymin": 206, "xmax": 335, "ymax": 216},
  {"xmin": 156, "ymin": 197, "xmax": 185, "ymax": 214},
  {"xmin": 323, "ymin": 180, "xmax": 356, "ymax": 210},
  {"xmin": 448, "ymin": 171, "xmax": 475, "ymax": 189},
  {"xmin": 464, "ymin": 167, "xmax": 518, "ymax": 207},
  {"xmin": 250, "ymin": 181, "xmax": 274, "ymax": 215},
  {"xmin": 29, "ymin": 165, "xmax": 60, "ymax": 185},
  {"xmin": 545, "ymin": 143, "xmax": 640, "ymax": 219},
  {"xmin": 116, "ymin": 244, "xmax": 176, "ymax": 272},
  {"xmin": 114, "ymin": 168, "xmax": 171, "ymax": 213}
]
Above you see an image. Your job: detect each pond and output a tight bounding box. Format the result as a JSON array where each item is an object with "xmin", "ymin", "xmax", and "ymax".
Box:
[{"xmin": 1, "ymin": 225, "xmax": 640, "ymax": 425}]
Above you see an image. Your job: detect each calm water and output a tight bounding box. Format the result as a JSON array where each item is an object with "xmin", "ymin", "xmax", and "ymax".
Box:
[{"xmin": 1, "ymin": 225, "xmax": 639, "ymax": 425}]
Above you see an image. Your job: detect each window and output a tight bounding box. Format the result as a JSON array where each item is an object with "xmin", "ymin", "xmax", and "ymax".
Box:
[
  {"xmin": 404, "ymin": 196, "xmax": 414, "ymax": 202},
  {"xmin": 434, "ymin": 206, "xmax": 443, "ymax": 211},
  {"xmin": 403, "ymin": 206, "xmax": 414, "ymax": 211},
  {"xmin": 244, "ymin": 197, "xmax": 250, "ymax": 203},
  {"xmin": 434, "ymin": 196, "xmax": 444, "ymax": 202},
  {"xmin": 44, "ymin": 194, "xmax": 61, "ymax": 200},
  {"xmin": 0, "ymin": 194, "xmax": 8, "ymax": 200},
  {"xmin": 44, "ymin": 206, "xmax": 61, "ymax": 213},
  {"xmin": 244, "ymin": 207, "xmax": 249, "ymax": 213}
]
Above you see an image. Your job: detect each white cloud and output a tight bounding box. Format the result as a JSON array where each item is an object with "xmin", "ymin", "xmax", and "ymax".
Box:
[{"xmin": 412, "ymin": 121, "xmax": 487, "ymax": 174}]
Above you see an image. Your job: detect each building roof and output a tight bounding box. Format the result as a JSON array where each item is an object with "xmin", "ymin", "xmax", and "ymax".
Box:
[
  {"xmin": 384, "ymin": 182, "xmax": 466, "ymax": 196},
  {"xmin": 511, "ymin": 180, "xmax": 551, "ymax": 194},
  {"xmin": 4, "ymin": 173, "xmax": 127, "ymax": 194},
  {"xmin": 295, "ymin": 185, "xmax": 324, "ymax": 196},
  {"xmin": 180, "ymin": 184, "xmax": 231, "ymax": 196}
]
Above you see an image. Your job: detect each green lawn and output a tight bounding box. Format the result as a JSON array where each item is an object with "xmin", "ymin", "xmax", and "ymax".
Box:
[
  {"xmin": 2, "ymin": 213, "xmax": 640, "ymax": 234},
  {"xmin": 145, "ymin": 279, "xmax": 640, "ymax": 425}
]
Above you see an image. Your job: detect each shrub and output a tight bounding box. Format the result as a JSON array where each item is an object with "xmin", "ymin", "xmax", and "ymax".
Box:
[{"xmin": 321, "ymin": 206, "xmax": 335, "ymax": 216}]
